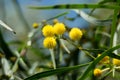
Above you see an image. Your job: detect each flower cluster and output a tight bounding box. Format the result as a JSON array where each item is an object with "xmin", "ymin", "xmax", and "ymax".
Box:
[
  {"xmin": 41, "ymin": 21, "xmax": 67, "ymax": 69},
  {"xmin": 42, "ymin": 21, "xmax": 66, "ymax": 49},
  {"xmin": 93, "ymin": 53, "xmax": 120, "ymax": 77},
  {"xmin": 42, "ymin": 21, "xmax": 83, "ymax": 49},
  {"xmin": 41, "ymin": 20, "xmax": 83, "ymax": 69}
]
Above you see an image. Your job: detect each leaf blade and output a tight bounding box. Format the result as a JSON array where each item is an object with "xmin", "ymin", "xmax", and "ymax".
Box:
[
  {"xmin": 28, "ymin": 4, "xmax": 120, "ymax": 9},
  {"xmin": 24, "ymin": 62, "xmax": 90, "ymax": 80}
]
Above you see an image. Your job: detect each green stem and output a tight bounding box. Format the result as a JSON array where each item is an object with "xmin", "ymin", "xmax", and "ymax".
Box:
[
  {"xmin": 83, "ymin": 50, "xmax": 96, "ymax": 59},
  {"xmin": 49, "ymin": 49, "xmax": 56, "ymax": 69},
  {"xmin": 59, "ymin": 47, "xmax": 63, "ymax": 63},
  {"xmin": 112, "ymin": 65, "xmax": 115, "ymax": 77},
  {"xmin": 60, "ymin": 39, "xmax": 70, "ymax": 54},
  {"xmin": 56, "ymin": 37, "xmax": 61, "ymax": 80},
  {"xmin": 12, "ymin": 57, "xmax": 20, "ymax": 73},
  {"xmin": 71, "ymin": 49, "xmax": 79, "ymax": 80}
]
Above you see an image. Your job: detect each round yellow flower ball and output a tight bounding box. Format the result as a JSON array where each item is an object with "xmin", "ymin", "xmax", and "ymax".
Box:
[
  {"xmin": 69, "ymin": 28, "xmax": 83, "ymax": 41},
  {"xmin": 32, "ymin": 22, "xmax": 39, "ymax": 28},
  {"xmin": 53, "ymin": 23, "xmax": 66, "ymax": 35},
  {"xmin": 94, "ymin": 68, "xmax": 102, "ymax": 77},
  {"xmin": 42, "ymin": 25, "xmax": 55, "ymax": 37},
  {"xmin": 43, "ymin": 37, "xmax": 56, "ymax": 49},
  {"xmin": 113, "ymin": 58, "xmax": 120, "ymax": 66},
  {"xmin": 53, "ymin": 19, "xmax": 59, "ymax": 24},
  {"xmin": 97, "ymin": 54, "xmax": 109, "ymax": 64}
]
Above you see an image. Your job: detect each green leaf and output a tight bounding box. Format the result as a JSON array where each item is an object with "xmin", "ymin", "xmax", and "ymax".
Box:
[
  {"xmin": 108, "ymin": 53, "xmax": 120, "ymax": 59},
  {"xmin": 28, "ymin": 4, "xmax": 120, "ymax": 9},
  {"xmin": 0, "ymin": 31, "xmax": 14, "ymax": 59},
  {"xmin": 24, "ymin": 62, "xmax": 90, "ymax": 80},
  {"xmin": 110, "ymin": 9, "xmax": 119, "ymax": 47},
  {"xmin": 46, "ymin": 12, "xmax": 69, "ymax": 21},
  {"xmin": 78, "ymin": 45, "xmax": 120, "ymax": 80}
]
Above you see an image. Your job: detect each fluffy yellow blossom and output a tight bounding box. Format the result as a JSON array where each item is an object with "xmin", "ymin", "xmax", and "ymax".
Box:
[
  {"xmin": 69, "ymin": 28, "xmax": 83, "ymax": 41},
  {"xmin": 113, "ymin": 58, "xmax": 120, "ymax": 66},
  {"xmin": 43, "ymin": 37, "xmax": 56, "ymax": 49},
  {"xmin": 53, "ymin": 23, "xmax": 66, "ymax": 35},
  {"xmin": 32, "ymin": 22, "xmax": 39, "ymax": 28},
  {"xmin": 42, "ymin": 25, "xmax": 55, "ymax": 37},
  {"xmin": 53, "ymin": 19, "xmax": 59, "ymax": 24},
  {"xmin": 97, "ymin": 54, "xmax": 109, "ymax": 64},
  {"xmin": 94, "ymin": 68, "xmax": 102, "ymax": 77}
]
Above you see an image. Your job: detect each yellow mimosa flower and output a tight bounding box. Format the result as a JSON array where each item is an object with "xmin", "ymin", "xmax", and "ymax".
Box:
[
  {"xmin": 32, "ymin": 22, "xmax": 39, "ymax": 28},
  {"xmin": 43, "ymin": 37, "xmax": 56, "ymax": 49},
  {"xmin": 97, "ymin": 54, "xmax": 110, "ymax": 64},
  {"xmin": 94, "ymin": 68, "xmax": 102, "ymax": 77},
  {"xmin": 113, "ymin": 58, "xmax": 120, "ymax": 66},
  {"xmin": 69, "ymin": 27, "xmax": 83, "ymax": 41},
  {"xmin": 42, "ymin": 25, "xmax": 55, "ymax": 37},
  {"xmin": 53, "ymin": 23, "xmax": 66, "ymax": 35},
  {"xmin": 53, "ymin": 19, "xmax": 59, "ymax": 24}
]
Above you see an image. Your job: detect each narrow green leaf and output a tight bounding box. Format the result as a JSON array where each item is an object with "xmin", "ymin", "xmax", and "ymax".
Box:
[
  {"xmin": 108, "ymin": 53, "xmax": 120, "ymax": 59},
  {"xmin": 81, "ymin": 48, "xmax": 105, "ymax": 53},
  {"xmin": 78, "ymin": 45, "xmax": 120, "ymax": 80},
  {"xmin": 29, "ymin": 4, "xmax": 120, "ymax": 9},
  {"xmin": 24, "ymin": 62, "xmax": 90, "ymax": 80},
  {"xmin": 110, "ymin": 9, "xmax": 119, "ymax": 47},
  {"xmin": 46, "ymin": 12, "xmax": 69, "ymax": 21},
  {"xmin": 0, "ymin": 31, "xmax": 14, "ymax": 59}
]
